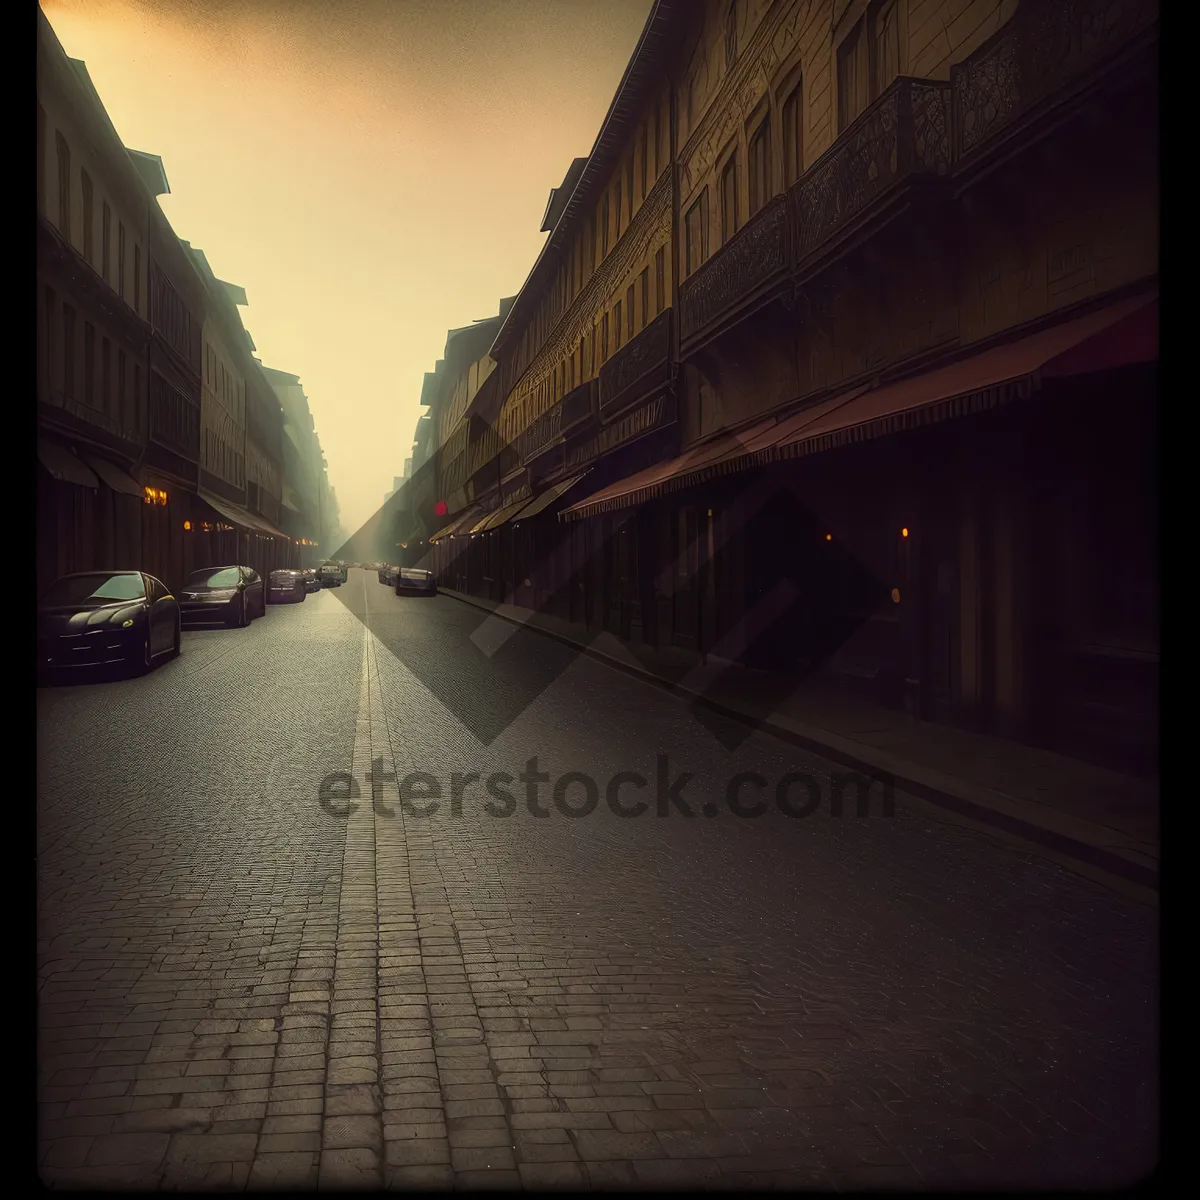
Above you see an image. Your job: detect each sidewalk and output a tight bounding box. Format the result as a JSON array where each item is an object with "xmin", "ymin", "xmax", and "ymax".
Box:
[{"xmin": 444, "ymin": 588, "xmax": 1159, "ymax": 899}]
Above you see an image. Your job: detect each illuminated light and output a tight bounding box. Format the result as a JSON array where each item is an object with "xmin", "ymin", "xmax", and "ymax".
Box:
[
  {"xmin": 122, "ymin": 619, "xmax": 135, "ymax": 627},
  {"xmin": 183, "ymin": 521, "xmax": 192, "ymax": 531},
  {"xmin": 825, "ymin": 533, "xmax": 832, "ymax": 541},
  {"xmin": 891, "ymin": 588, "xmax": 901, "ymax": 604},
  {"xmin": 901, "ymin": 527, "xmax": 909, "ymax": 538},
  {"xmin": 434, "ymin": 500, "xmax": 448, "ymax": 517}
]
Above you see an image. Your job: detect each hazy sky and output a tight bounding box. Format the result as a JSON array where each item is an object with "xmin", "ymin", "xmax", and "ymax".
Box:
[{"xmin": 43, "ymin": 0, "xmax": 652, "ymax": 534}]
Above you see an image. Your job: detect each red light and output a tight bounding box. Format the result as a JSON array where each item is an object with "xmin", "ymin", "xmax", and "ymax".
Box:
[{"xmin": 434, "ymin": 500, "xmax": 448, "ymax": 517}]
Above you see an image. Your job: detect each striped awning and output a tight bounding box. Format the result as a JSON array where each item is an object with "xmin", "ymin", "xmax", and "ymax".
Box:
[{"xmin": 511, "ymin": 473, "xmax": 590, "ymax": 523}]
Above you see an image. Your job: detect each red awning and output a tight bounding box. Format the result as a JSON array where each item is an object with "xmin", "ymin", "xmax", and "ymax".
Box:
[
  {"xmin": 774, "ymin": 290, "xmax": 1157, "ymax": 460},
  {"xmin": 561, "ymin": 288, "xmax": 1157, "ymax": 520},
  {"xmin": 560, "ymin": 415, "xmax": 778, "ymax": 520}
]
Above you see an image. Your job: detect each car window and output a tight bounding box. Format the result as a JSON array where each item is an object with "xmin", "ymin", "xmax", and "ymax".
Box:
[
  {"xmin": 188, "ymin": 567, "xmax": 241, "ymax": 588},
  {"xmin": 41, "ymin": 572, "xmax": 146, "ymax": 605}
]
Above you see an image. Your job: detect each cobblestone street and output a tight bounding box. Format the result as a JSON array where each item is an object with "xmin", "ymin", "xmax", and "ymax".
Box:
[{"xmin": 37, "ymin": 571, "xmax": 1158, "ymax": 1190}]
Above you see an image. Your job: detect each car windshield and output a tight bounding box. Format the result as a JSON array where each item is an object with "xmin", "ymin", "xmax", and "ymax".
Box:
[
  {"xmin": 188, "ymin": 567, "xmax": 241, "ymax": 588},
  {"xmin": 41, "ymin": 572, "xmax": 145, "ymax": 606}
]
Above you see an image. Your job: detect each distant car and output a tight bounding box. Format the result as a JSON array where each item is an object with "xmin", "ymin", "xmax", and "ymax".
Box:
[
  {"xmin": 268, "ymin": 569, "xmax": 306, "ymax": 604},
  {"xmin": 318, "ymin": 564, "xmax": 343, "ymax": 588},
  {"xmin": 179, "ymin": 565, "xmax": 265, "ymax": 627},
  {"xmin": 38, "ymin": 570, "xmax": 181, "ymax": 676},
  {"xmin": 299, "ymin": 568, "xmax": 321, "ymax": 594},
  {"xmin": 379, "ymin": 565, "xmax": 399, "ymax": 585},
  {"xmin": 395, "ymin": 568, "xmax": 437, "ymax": 597}
]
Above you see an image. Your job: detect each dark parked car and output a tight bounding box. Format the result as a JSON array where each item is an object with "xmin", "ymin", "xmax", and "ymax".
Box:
[
  {"xmin": 300, "ymin": 568, "xmax": 321, "ymax": 594},
  {"xmin": 268, "ymin": 569, "xmax": 307, "ymax": 604},
  {"xmin": 318, "ymin": 564, "xmax": 343, "ymax": 588},
  {"xmin": 395, "ymin": 568, "xmax": 437, "ymax": 596},
  {"xmin": 179, "ymin": 565, "xmax": 265, "ymax": 627},
  {"xmin": 38, "ymin": 570, "xmax": 181, "ymax": 676}
]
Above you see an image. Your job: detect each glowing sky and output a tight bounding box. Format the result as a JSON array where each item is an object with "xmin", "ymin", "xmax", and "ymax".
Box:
[{"xmin": 42, "ymin": 0, "xmax": 653, "ymax": 533}]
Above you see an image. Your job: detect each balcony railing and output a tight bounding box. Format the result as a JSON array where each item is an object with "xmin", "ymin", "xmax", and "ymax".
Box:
[
  {"xmin": 599, "ymin": 308, "xmax": 672, "ymax": 420},
  {"xmin": 517, "ymin": 400, "xmax": 563, "ymax": 465},
  {"xmin": 679, "ymin": 195, "xmax": 788, "ymax": 346},
  {"xmin": 952, "ymin": 0, "xmax": 1158, "ymax": 162},
  {"xmin": 790, "ymin": 77, "xmax": 951, "ymax": 267}
]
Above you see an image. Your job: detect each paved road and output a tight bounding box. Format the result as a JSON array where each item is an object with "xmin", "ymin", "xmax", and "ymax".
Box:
[{"xmin": 37, "ymin": 569, "xmax": 1158, "ymax": 1189}]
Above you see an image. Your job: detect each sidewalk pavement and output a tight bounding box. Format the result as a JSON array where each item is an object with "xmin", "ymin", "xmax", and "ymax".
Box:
[{"xmin": 444, "ymin": 588, "xmax": 1158, "ymax": 901}]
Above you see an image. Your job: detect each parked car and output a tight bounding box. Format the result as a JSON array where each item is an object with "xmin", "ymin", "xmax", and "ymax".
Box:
[
  {"xmin": 379, "ymin": 564, "xmax": 399, "ymax": 585},
  {"xmin": 179, "ymin": 565, "xmax": 265, "ymax": 627},
  {"xmin": 395, "ymin": 568, "xmax": 437, "ymax": 597},
  {"xmin": 38, "ymin": 570, "xmax": 181, "ymax": 676},
  {"xmin": 318, "ymin": 564, "xmax": 343, "ymax": 588},
  {"xmin": 268, "ymin": 569, "xmax": 307, "ymax": 604},
  {"xmin": 300, "ymin": 568, "xmax": 321, "ymax": 594}
]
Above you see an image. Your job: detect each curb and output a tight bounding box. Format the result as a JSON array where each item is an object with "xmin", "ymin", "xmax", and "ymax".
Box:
[{"xmin": 445, "ymin": 589, "xmax": 1158, "ymax": 893}]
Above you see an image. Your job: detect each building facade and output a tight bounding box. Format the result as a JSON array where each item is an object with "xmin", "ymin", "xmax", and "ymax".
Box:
[
  {"xmin": 424, "ymin": 0, "xmax": 1159, "ymax": 778},
  {"xmin": 37, "ymin": 10, "xmax": 154, "ymax": 593}
]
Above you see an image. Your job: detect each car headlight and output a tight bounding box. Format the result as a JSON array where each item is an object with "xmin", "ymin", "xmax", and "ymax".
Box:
[{"xmin": 122, "ymin": 619, "xmax": 135, "ymax": 627}]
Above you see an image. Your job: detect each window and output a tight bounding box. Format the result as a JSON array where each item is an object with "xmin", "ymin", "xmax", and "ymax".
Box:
[
  {"xmin": 749, "ymin": 115, "xmax": 771, "ymax": 217},
  {"xmin": 782, "ymin": 81, "xmax": 804, "ymax": 186},
  {"xmin": 600, "ymin": 193, "xmax": 609, "ymax": 258},
  {"xmin": 118, "ymin": 350, "xmax": 127, "ymax": 426},
  {"xmin": 640, "ymin": 128, "xmax": 648, "ymax": 200},
  {"xmin": 81, "ymin": 171, "xmax": 94, "ymax": 263},
  {"xmin": 653, "ymin": 102, "xmax": 662, "ymax": 179},
  {"xmin": 626, "ymin": 284, "xmax": 635, "ymax": 338},
  {"xmin": 588, "ymin": 327, "xmax": 596, "ymax": 376},
  {"xmin": 600, "ymin": 312, "xmax": 609, "ymax": 362},
  {"xmin": 838, "ymin": 19, "xmax": 870, "ymax": 130},
  {"xmin": 102, "ymin": 338, "xmax": 112, "ymax": 415},
  {"xmin": 37, "ymin": 104, "xmax": 46, "ymax": 214},
  {"xmin": 118, "ymin": 222, "xmax": 126, "ymax": 299},
  {"xmin": 625, "ymin": 157, "xmax": 634, "ymax": 219},
  {"xmin": 134, "ymin": 244, "xmax": 141, "ymax": 314},
  {"xmin": 720, "ymin": 153, "xmax": 739, "ymax": 242},
  {"xmin": 655, "ymin": 246, "xmax": 666, "ymax": 314},
  {"xmin": 871, "ymin": 0, "xmax": 901, "ymax": 98},
  {"xmin": 685, "ymin": 189, "xmax": 709, "ymax": 276},
  {"xmin": 63, "ymin": 304, "xmax": 76, "ymax": 399},
  {"xmin": 102, "ymin": 203, "xmax": 111, "ymax": 281},
  {"xmin": 44, "ymin": 287, "xmax": 57, "ymax": 393},
  {"xmin": 639, "ymin": 268, "xmax": 649, "ymax": 330},
  {"xmin": 84, "ymin": 323, "xmax": 95, "ymax": 406},
  {"xmin": 613, "ymin": 301, "xmax": 623, "ymax": 349},
  {"xmin": 55, "ymin": 131, "xmax": 70, "ymax": 235}
]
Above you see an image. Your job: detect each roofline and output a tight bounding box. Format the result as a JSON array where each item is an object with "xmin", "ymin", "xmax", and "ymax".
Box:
[{"xmin": 489, "ymin": 0, "xmax": 682, "ymax": 359}]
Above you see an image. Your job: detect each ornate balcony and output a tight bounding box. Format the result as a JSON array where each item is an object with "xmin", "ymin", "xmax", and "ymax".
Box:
[
  {"xmin": 517, "ymin": 400, "xmax": 563, "ymax": 465},
  {"xmin": 679, "ymin": 196, "xmax": 788, "ymax": 350},
  {"xmin": 951, "ymin": 0, "xmax": 1158, "ymax": 165},
  {"xmin": 789, "ymin": 77, "xmax": 951, "ymax": 271},
  {"xmin": 599, "ymin": 308, "xmax": 673, "ymax": 421}
]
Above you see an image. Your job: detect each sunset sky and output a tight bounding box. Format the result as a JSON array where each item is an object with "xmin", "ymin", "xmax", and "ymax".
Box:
[{"xmin": 42, "ymin": 0, "xmax": 653, "ymax": 536}]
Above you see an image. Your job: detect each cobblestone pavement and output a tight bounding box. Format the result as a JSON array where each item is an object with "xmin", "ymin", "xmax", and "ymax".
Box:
[{"xmin": 37, "ymin": 571, "xmax": 1158, "ymax": 1190}]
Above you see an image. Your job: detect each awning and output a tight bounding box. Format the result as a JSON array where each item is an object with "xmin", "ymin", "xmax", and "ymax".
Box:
[
  {"xmin": 248, "ymin": 511, "xmax": 289, "ymax": 539},
  {"xmin": 559, "ymin": 414, "xmax": 779, "ymax": 520},
  {"xmin": 38, "ymin": 438, "xmax": 98, "ymax": 488},
  {"xmin": 561, "ymin": 289, "xmax": 1157, "ymax": 520},
  {"xmin": 81, "ymin": 453, "xmax": 143, "ymax": 497},
  {"xmin": 511, "ymin": 473, "xmax": 591, "ymax": 523},
  {"xmin": 474, "ymin": 494, "xmax": 531, "ymax": 534},
  {"xmin": 774, "ymin": 290, "xmax": 1157, "ymax": 461},
  {"xmin": 431, "ymin": 507, "xmax": 486, "ymax": 543},
  {"xmin": 197, "ymin": 488, "xmax": 259, "ymax": 534}
]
